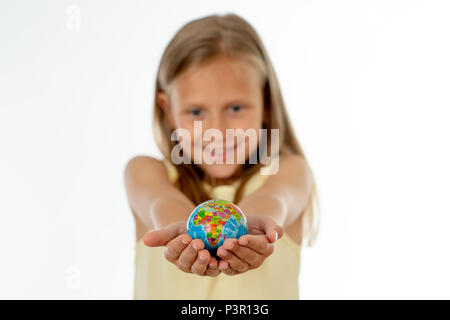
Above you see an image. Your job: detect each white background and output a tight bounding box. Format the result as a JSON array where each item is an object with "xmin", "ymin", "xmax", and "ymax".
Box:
[{"xmin": 1, "ymin": 0, "xmax": 449, "ymax": 299}]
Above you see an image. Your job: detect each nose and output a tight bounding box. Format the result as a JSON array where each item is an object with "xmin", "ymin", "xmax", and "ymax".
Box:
[
  {"xmin": 204, "ymin": 113, "xmax": 228, "ymax": 137},
  {"xmin": 202, "ymin": 112, "xmax": 230, "ymax": 147}
]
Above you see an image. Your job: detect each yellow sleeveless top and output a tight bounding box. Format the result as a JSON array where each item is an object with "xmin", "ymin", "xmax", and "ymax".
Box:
[{"xmin": 134, "ymin": 159, "xmax": 301, "ymax": 299}]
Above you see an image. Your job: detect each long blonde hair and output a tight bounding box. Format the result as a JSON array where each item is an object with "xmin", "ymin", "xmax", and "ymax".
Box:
[{"xmin": 152, "ymin": 13, "xmax": 319, "ymax": 246}]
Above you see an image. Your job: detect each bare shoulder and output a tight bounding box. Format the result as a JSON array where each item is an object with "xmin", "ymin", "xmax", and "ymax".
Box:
[
  {"xmin": 278, "ymin": 154, "xmax": 310, "ymax": 176},
  {"xmin": 269, "ymin": 154, "xmax": 313, "ymax": 193},
  {"xmin": 125, "ymin": 155, "xmax": 164, "ymax": 172},
  {"xmin": 124, "ymin": 155, "xmax": 170, "ymax": 183}
]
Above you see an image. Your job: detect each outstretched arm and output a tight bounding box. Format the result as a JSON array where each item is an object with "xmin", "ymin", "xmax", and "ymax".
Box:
[
  {"xmin": 124, "ymin": 156, "xmax": 219, "ymax": 276},
  {"xmin": 237, "ymin": 154, "xmax": 313, "ymax": 229},
  {"xmin": 125, "ymin": 156, "xmax": 195, "ymax": 230},
  {"xmin": 217, "ymin": 154, "xmax": 313, "ymax": 275}
]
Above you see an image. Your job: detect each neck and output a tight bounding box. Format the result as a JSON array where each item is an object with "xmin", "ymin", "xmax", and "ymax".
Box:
[{"xmin": 205, "ymin": 176, "xmax": 237, "ymax": 187}]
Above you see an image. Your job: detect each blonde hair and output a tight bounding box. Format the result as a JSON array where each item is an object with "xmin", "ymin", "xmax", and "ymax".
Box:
[{"xmin": 152, "ymin": 13, "xmax": 319, "ymax": 246}]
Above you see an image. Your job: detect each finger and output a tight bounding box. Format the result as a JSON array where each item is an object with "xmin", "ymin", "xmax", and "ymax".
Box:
[
  {"xmin": 163, "ymin": 234, "xmax": 192, "ymax": 262},
  {"xmin": 205, "ymin": 267, "xmax": 221, "ymax": 277},
  {"xmin": 267, "ymin": 226, "xmax": 282, "ymax": 243},
  {"xmin": 205, "ymin": 257, "xmax": 220, "ymax": 277},
  {"xmin": 190, "ymin": 249, "xmax": 210, "ymax": 276},
  {"xmin": 177, "ymin": 239, "xmax": 204, "ymax": 272},
  {"xmin": 260, "ymin": 218, "xmax": 283, "ymax": 243},
  {"xmin": 217, "ymin": 246, "xmax": 249, "ymax": 273},
  {"xmin": 238, "ymin": 234, "xmax": 274, "ymax": 255},
  {"xmin": 218, "ymin": 260, "xmax": 238, "ymax": 276},
  {"xmin": 223, "ymin": 238, "xmax": 262, "ymax": 268},
  {"xmin": 143, "ymin": 222, "xmax": 185, "ymax": 247},
  {"xmin": 209, "ymin": 256, "xmax": 219, "ymax": 269}
]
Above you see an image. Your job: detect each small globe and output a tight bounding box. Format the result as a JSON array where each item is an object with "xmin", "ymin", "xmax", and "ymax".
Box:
[{"xmin": 187, "ymin": 199, "xmax": 248, "ymax": 255}]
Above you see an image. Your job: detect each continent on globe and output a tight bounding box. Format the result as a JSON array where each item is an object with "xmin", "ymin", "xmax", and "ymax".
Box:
[{"xmin": 186, "ymin": 199, "xmax": 248, "ymax": 254}]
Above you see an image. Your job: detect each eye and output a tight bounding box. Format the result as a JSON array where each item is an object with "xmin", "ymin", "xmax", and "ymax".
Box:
[
  {"xmin": 188, "ymin": 107, "xmax": 202, "ymax": 116},
  {"xmin": 229, "ymin": 104, "xmax": 243, "ymax": 113}
]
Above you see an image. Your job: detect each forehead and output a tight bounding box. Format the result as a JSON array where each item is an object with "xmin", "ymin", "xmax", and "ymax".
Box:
[{"xmin": 170, "ymin": 55, "xmax": 262, "ymax": 106}]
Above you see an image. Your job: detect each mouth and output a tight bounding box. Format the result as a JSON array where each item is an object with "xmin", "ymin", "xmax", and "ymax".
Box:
[
  {"xmin": 211, "ymin": 146, "xmax": 236, "ymax": 159},
  {"xmin": 205, "ymin": 144, "xmax": 238, "ymax": 161}
]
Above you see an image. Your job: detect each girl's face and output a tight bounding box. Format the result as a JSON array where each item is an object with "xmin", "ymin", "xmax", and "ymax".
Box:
[{"xmin": 159, "ymin": 54, "xmax": 264, "ymax": 181}]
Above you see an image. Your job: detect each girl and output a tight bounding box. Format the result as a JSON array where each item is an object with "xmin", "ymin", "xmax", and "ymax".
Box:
[{"xmin": 125, "ymin": 13, "xmax": 319, "ymax": 300}]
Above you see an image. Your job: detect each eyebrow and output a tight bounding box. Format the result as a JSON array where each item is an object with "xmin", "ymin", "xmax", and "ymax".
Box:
[{"xmin": 183, "ymin": 98, "xmax": 252, "ymax": 109}]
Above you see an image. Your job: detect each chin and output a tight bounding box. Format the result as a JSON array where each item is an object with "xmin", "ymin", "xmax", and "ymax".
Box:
[{"xmin": 200, "ymin": 163, "xmax": 240, "ymax": 180}]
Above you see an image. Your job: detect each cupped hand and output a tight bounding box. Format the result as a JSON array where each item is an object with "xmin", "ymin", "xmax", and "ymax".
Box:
[
  {"xmin": 216, "ymin": 215, "xmax": 283, "ymax": 276},
  {"xmin": 143, "ymin": 222, "xmax": 220, "ymax": 277}
]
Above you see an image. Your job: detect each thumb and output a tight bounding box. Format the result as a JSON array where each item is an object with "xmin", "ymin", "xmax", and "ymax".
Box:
[
  {"xmin": 143, "ymin": 222, "xmax": 186, "ymax": 247},
  {"xmin": 262, "ymin": 218, "xmax": 283, "ymax": 243}
]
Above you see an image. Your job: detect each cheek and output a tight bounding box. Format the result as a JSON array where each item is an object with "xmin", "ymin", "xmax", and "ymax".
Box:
[
  {"xmin": 174, "ymin": 120, "xmax": 204, "ymax": 161},
  {"xmin": 171, "ymin": 118, "xmax": 192, "ymax": 149},
  {"xmin": 239, "ymin": 110, "xmax": 264, "ymax": 136},
  {"xmin": 233, "ymin": 116, "xmax": 263, "ymax": 153}
]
